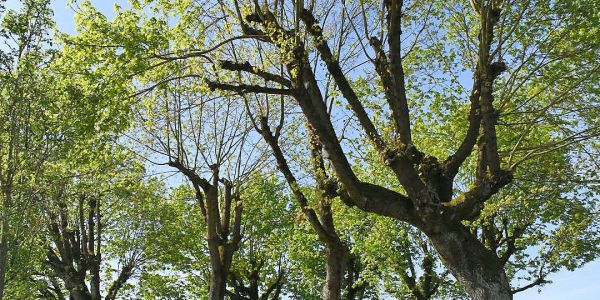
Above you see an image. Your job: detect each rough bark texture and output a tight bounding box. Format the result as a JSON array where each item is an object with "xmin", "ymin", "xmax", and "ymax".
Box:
[
  {"xmin": 323, "ymin": 243, "xmax": 348, "ymax": 300},
  {"xmin": 425, "ymin": 224, "xmax": 512, "ymax": 300},
  {"xmin": 209, "ymin": 268, "xmax": 227, "ymax": 300}
]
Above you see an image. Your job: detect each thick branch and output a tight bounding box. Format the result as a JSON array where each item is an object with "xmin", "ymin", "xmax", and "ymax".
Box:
[
  {"xmin": 206, "ymin": 80, "xmax": 294, "ymax": 96},
  {"xmin": 444, "ymin": 73, "xmax": 482, "ymax": 177},
  {"xmin": 258, "ymin": 118, "xmax": 332, "ymax": 242},
  {"xmin": 443, "ymin": 171, "xmax": 512, "ymax": 221},
  {"xmin": 167, "ymin": 160, "xmax": 212, "ymax": 191},
  {"xmin": 385, "ymin": 0, "xmax": 412, "ymax": 144},
  {"xmin": 218, "ymin": 60, "xmax": 291, "ymax": 87},
  {"xmin": 104, "ymin": 261, "xmax": 135, "ymax": 300},
  {"xmin": 478, "ymin": 3, "xmax": 506, "ymax": 176},
  {"xmin": 300, "ymin": 9, "xmax": 387, "ymax": 151}
]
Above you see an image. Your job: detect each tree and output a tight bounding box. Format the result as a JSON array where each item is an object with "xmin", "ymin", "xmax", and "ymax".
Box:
[
  {"xmin": 0, "ymin": 1, "xmax": 165, "ymax": 297},
  {"xmin": 131, "ymin": 75, "xmax": 270, "ymax": 299},
  {"xmin": 39, "ymin": 148, "xmax": 160, "ymax": 300},
  {"xmin": 182, "ymin": 1, "xmax": 597, "ymax": 299},
  {"xmin": 136, "ymin": 175, "xmax": 289, "ymax": 300},
  {"xmin": 55, "ymin": 0, "xmax": 599, "ymax": 299},
  {"xmin": 0, "ymin": 1, "xmax": 56, "ymax": 297},
  {"xmin": 226, "ymin": 175, "xmax": 289, "ymax": 300}
]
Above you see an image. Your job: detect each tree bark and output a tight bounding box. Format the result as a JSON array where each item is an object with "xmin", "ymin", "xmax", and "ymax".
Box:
[
  {"xmin": 208, "ymin": 266, "xmax": 227, "ymax": 300},
  {"xmin": 0, "ymin": 187, "xmax": 10, "ymax": 300},
  {"xmin": 0, "ymin": 237, "xmax": 7, "ymax": 300},
  {"xmin": 69, "ymin": 289, "xmax": 92, "ymax": 300},
  {"xmin": 322, "ymin": 242, "xmax": 348, "ymax": 300},
  {"xmin": 425, "ymin": 223, "xmax": 512, "ymax": 300}
]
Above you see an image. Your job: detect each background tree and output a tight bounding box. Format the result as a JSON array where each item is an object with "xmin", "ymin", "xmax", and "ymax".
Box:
[
  {"xmin": 136, "ymin": 175, "xmax": 291, "ymax": 300},
  {"xmin": 130, "ymin": 75, "xmax": 270, "ymax": 299},
  {"xmin": 40, "ymin": 147, "xmax": 160, "ymax": 300},
  {"xmin": 0, "ymin": 1, "xmax": 163, "ymax": 298},
  {"xmin": 0, "ymin": 1, "xmax": 57, "ymax": 297}
]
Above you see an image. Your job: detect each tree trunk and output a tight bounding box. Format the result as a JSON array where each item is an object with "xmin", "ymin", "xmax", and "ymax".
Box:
[
  {"xmin": 425, "ymin": 223, "xmax": 512, "ymax": 300},
  {"xmin": 69, "ymin": 289, "xmax": 92, "ymax": 300},
  {"xmin": 64, "ymin": 278, "xmax": 92, "ymax": 300},
  {"xmin": 208, "ymin": 266, "xmax": 227, "ymax": 300},
  {"xmin": 90, "ymin": 260, "xmax": 101, "ymax": 300},
  {"xmin": 322, "ymin": 242, "xmax": 348, "ymax": 300},
  {"xmin": 0, "ymin": 238, "xmax": 7, "ymax": 300}
]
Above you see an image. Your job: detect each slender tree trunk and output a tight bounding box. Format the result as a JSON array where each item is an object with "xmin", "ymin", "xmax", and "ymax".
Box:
[
  {"xmin": 206, "ymin": 189, "xmax": 230, "ymax": 300},
  {"xmin": 0, "ymin": 188, "xmax": 10, "ymax": 300},
  {"xmin": 0, "ymin": 237, "xmax": 7, "ymax": 300},
  {"xmin": 425, "ymin": 223, "xmax": 512, "ymax": 300}
]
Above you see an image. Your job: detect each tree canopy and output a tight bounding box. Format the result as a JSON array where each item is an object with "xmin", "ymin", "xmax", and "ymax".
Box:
[{"xmin": 0, "ymin": 0, "xmax": 598, "ymax": 299}]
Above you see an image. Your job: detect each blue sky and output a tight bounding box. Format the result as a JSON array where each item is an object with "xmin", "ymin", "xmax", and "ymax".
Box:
[{"xmin": 9, "ymin": 0, "xmax": 597, "ymax": 298}]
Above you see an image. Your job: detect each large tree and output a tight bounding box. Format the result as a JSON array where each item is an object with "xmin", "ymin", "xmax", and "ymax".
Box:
[
  {"xmin": 183, "ymin": 0, "xmax": 597, "ymax": 299},
  {"xmin": 59, "ymin": 0, "xmax": 599, "ymax": 299}
]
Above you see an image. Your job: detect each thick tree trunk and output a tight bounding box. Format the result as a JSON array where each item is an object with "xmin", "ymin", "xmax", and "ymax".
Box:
[
  {"xmin": 208, "ymin": 267, "xmax": 227, "ymax": 300},
  {"xmin": 322, "ymin": 243, "xmax": 348, "ymax": 300},
  {"xmin": 65, "ymin": 279, "xmax": 92, "ymax": 300},
  {"xmin": 68, "ymin": 290, "xmax": 92, "ymax": 300},
  {"xmin": 90, "ymin": 262, "xmax": 101, "ymax": 300},
  {"xmin": 425, "ymin": 223, "xmax": 512, "ymax": 300}
]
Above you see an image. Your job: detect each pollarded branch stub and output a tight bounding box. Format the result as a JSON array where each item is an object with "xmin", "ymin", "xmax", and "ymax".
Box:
[
  {"xmin": 368, "ymin": 37, "xmax": 388, "ymax": 66},
  {"xmin": 381, "ymin": 143, "xmax": 424, "ymax": 166},
  {"xmin": 490, "ymin": 168, "xmax": 513, "ymax": 187},
  {"xmin": 489, "ymin": 0, "xmax": 503, "ymax": 23},
  {"xmin": 245, "ymin": 12, "xmax": 262, "ymax": 24},
  {"xmin": 323, "ymin": 178, "xmax": 339, "ymax": 198},
  {"xmin": 490, "ymin": 61, "xmax": 507, "ymax": 78},
  {"xmin": 382, "ymin": 146, "xmax": 398, "ymax": 166},
  {"xmin": 404, "ymin": 143, "xmax": 425, "ymax": 163},
  {"xmin": 209, "ymin": 163, "xmax": 219, "ymax": 180},
  {"xmin": 418, "ymin": 155, "xmax": 443, "ymax": 180}
]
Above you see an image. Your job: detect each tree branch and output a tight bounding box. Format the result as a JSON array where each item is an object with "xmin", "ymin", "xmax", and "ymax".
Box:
[
  {"xmin": 384, "ymin": 0, "xmax": 412, "ymax": 144},
  {"xmin": 206, "ymin": 80, "xmax": 294, "ymax": 96},
  {"xmin": 300, "ymin": 9, "xmax": 387, "ymax": 151},
  {"xmin": 104, "ymin": 261, "xmax": 135, "ymax": 300},
  {"xmin": 218, "ymin": 60, "xmax": 291, "ymax": 87}
]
